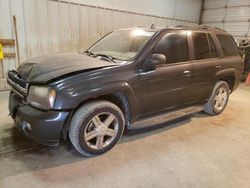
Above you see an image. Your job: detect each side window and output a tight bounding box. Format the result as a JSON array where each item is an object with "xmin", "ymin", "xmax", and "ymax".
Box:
[
  {"xmin": 153, "ymin": 33, "xmax": 189, "ymax": 64},
  {"xmin": 208, "ymin": 34, "xmax": 218, "ymax": 58},
  {"xmin": 192, "ymin": 32, "xmax": 210, "ymax": 60},
  {"xmin": 216, "ymin": 34, "xmax": 239, "ymax": 57}
]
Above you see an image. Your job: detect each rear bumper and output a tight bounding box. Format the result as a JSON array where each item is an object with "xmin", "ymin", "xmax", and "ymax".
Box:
[
  {"xmin": 231, "ymin": 76, "xmax": 241, "ymax": 90},
  {"xmin": 9, "ymin": 92, "xmax": 69, "ymax": 146},
  {"xmin": 233, "ymin": 75, "xmax": 241, "ymax": 92}
]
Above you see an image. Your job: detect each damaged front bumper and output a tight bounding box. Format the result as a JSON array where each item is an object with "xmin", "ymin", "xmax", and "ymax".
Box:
[{"xmin": 9, "ymin": 91, "xmax": 69, "ymax": 146}]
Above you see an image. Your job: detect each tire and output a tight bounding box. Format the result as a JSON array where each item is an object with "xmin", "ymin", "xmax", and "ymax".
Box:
[
  {"xmin": 204, "ymin": 81, "xmax": 230, "ymax": 115},
  {"xmin": 69, "ymin": 100, "xmax": 125, "ymax": 157}
]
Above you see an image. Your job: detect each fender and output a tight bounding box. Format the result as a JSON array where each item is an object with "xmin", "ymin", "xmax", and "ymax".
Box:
[
  {"xmin": 54, "ymin": 81, "xmax": 139, "ymax": 120},
  {"xmin": 215, "ymin": 68, "xmax": 236, "ymax": 81},
  {"xmin": 213, "ymin": 67, "xmax": 239, "ymax": 93}
]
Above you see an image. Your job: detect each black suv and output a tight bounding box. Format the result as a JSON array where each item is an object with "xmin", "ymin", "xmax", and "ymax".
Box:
[{"xmin": 7, "ymin": 25, "xmax": 243, "ymax": 156}]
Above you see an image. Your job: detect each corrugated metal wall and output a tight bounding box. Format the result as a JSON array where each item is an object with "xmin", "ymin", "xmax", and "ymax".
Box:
[
  {"xmin": 0, "ymin": 0, "xmax": 201, "ymax": 90},
  {"xmin": 202, "ymin": 0, "xmax": 250, "ymax": 40}
]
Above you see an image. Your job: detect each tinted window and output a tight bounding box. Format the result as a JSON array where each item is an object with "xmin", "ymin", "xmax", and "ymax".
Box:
[
  {"xmin": 192, "ymin": 32, "xmax": 210, "ymax": 60},
  {"xmin": 216, "ymin": 34, "xmax": 239, "ymax": 57},
  {"xmin": 153, "ymin": 33, "xmax": 189, "ymax": 64},
  {"xmin": 208, "ymin": 34, "xmax": 218, "ymax": 58}
]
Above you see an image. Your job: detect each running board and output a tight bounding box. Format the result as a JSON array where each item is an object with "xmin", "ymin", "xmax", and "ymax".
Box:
[{"xmin": 129, "ymin": 106, "xmax": 203, "ymax": 129}]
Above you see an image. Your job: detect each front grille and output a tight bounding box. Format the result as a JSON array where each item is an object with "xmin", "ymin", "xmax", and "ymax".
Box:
[{"xmin": 7, "ymin": 70, "xmax": 28, "ymax": 97}]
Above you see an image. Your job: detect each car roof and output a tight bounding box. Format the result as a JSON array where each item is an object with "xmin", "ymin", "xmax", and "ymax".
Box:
[{"xmin": 116, "ymin": 25, "xmax": 228, "ymax": 35}]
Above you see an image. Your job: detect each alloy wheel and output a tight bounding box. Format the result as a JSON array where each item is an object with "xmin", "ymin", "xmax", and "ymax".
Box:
[
  {"xmin": 84, "ymin": 112, "xmax": 118, "ymax": 150},
  {"xmin": 213, "ymin": 87, "xmax": 228, "ymax": 112}
]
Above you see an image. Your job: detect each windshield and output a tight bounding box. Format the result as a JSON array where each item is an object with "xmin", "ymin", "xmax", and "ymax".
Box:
[{"xmin": 87, "ymin": 29, "xmax": 155, "ymax": 61}]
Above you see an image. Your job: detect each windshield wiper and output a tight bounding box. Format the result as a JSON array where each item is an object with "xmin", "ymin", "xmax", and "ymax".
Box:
[
  {"xmin": 84, "ymin": 50, "xmax": 94, "ymax": 56},
  {"xmin": 93, "ymin": 53, "xmax": 116, "ymax": 63},
  {"xmin": 84, "ymin": 51, "xmax": 116, "ymax": 63}
]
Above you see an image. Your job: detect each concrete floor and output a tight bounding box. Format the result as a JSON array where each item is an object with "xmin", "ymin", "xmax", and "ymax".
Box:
[{"xmin": 0, "ymin": 85, "xmax": 250, "ymax": 188}]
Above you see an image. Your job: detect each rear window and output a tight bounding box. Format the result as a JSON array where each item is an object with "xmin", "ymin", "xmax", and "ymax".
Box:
[
  {"xmin": 216, "ymin": 34, "xmax": 239, "ymax": 57},
  {"xmin": 192, "ymin": 32, "xmax": 210, "ymax": 60}
]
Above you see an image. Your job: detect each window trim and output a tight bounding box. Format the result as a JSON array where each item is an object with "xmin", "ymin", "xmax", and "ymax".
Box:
[
  {"xmin": 207, "ymin": 33, "xmax": 219, "ymax": 58},
  {"xmin": 189, "ymin": 31, "xmax": 220, "ymax": 61},
  {"xmin": 151, "ymin": 30, "xmax": 191, "ymax": 66}
]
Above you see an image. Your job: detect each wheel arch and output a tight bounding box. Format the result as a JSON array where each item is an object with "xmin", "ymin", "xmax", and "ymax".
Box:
[
  {"xmin": 220, "ymin": 75, "xmax": 235, "ymax": 92},
  {"xmin": 61, "ymin": 84, "xmax": 137, "ymax": 140},
  {"xmin": 75, "ymin": 92, "xmax": 132, "ymax": 125},
  {"xmin": 215, "ymin": 68, "xmax": 236, "ymax": 92}
]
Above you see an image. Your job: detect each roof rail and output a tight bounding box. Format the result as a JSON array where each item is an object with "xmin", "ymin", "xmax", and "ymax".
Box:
[
  {"xmin": 175, "ymin": 24, "xmax": 226, "ymax": 32},
  {"xmin": 199, "ymin": 25, "xmax": 226, "ymax": 32},
  {"xmin": 205, "ymin": 25, "xmax": 226, "ymax": 32}
]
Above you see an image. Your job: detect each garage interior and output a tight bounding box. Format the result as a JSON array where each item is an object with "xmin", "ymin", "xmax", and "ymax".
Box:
[{"xmin": 0, "ymin": 0, "xmax": 250, "ymax": 187}]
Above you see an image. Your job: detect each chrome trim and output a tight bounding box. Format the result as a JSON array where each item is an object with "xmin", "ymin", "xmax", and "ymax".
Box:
[
  {"xmin": 138, "ymin": 70, "xmax": 155, "ymax": 75},
  {"xmin": 8, "ymin": 84, "xmax": 25, "ymax": 99},
  {"xmin": 7, "ymin": 73, "xmax": 28, "ymax": 95}
]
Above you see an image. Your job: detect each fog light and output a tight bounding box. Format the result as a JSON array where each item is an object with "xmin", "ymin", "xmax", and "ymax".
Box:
[
  {"xmin": 22, "ymin": 121, "xmax": 32, "ymax": 131},
  {"xmin": 26, "ymin": 122, "xmax": 32, "ymax": 131}
]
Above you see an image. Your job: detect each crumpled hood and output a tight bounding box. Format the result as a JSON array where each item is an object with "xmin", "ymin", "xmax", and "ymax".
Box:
[{"xmin": 17, "ymin": 53, "xmax": 116, "ymax": 83}]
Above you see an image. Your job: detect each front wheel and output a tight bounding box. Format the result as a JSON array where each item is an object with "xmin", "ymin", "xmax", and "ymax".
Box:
[
  {"xmin": 69, "ymin": 100, "xmax": 125, "ymax": 157},
  {"xmin": 204, "ymin": 81, "xmax": 230, "ymax": 115}
]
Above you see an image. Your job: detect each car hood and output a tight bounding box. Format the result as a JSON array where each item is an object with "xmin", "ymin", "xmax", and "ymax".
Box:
[{"xmin": 17, "ymin": 53, "xmax": 116, "ymax": 83}]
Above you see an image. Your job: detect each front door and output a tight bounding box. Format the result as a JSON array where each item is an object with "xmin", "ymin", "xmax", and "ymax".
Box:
[{"xmin": 138, "ymin": 31, "xmax": 194, "ymax": 116}]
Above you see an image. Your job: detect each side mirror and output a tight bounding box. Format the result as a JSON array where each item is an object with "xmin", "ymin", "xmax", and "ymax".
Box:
[{"xmin": 150, "ymin": 54, "xmax": 166, "ymax": 65}]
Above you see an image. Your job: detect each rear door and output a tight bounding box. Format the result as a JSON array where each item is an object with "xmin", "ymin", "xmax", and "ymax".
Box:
[{"xmin": 189, "ymin": 32, "xmax": 221, "ymax": 102}]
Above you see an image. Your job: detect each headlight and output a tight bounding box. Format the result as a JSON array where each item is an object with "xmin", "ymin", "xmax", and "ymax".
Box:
[{"xmin": 27, "ymin": 86, "xmax": 56, "ymax": 110}]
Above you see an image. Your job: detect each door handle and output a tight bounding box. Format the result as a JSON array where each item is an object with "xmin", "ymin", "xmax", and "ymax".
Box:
[
  {"xmin": 183, "ymin": 70, "xmax": 191, "ymax": 76},
  {"xmin": 215, "ymin": 65, "xmax": 222, "ymax": 70}
]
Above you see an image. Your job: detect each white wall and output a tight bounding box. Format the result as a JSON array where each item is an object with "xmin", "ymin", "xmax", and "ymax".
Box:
[
  {"xmin": 71, "ymin": 0, "xmax": 202, "ymax": 21},
  {"xmin": 0, "ymin": 0, "xmax": 202, "ymax": 90},
  {"xmin": 202, "ymin": 0, "xmax": 250, "ymax": 40}
]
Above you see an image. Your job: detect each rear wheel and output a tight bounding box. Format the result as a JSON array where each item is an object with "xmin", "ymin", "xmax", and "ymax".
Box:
[
  {"xmin": 204, "ymin": 81, "xmax": 230, "ymax": 115},
  {"xmin": 69, "ymin": 100, "xmax": 125, "ymax": 157}
]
